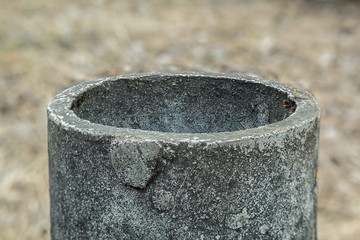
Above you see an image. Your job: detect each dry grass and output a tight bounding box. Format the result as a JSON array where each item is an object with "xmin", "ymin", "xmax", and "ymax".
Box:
[{"xmin": 0, "ymin": 0, "xmax": 359, "ymax": 239}]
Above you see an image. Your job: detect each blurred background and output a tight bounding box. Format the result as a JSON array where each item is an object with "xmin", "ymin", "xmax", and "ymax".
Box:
[{"xmin": 0, "ymin": 0, "xmax": 359, "ymax": 239}]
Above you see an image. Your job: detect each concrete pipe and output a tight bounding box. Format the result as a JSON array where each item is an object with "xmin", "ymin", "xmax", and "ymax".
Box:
[{"xmin": 47, "ymin": 72, "xmax": 320, "ymax": 240}]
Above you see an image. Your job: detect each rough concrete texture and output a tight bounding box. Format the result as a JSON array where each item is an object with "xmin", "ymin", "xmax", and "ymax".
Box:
[{"xmin": 47, "ymin": 72, "xmax": 320, "ymax": 240}]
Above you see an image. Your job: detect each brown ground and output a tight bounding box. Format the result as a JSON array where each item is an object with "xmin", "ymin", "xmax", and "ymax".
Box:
[{"xmin": 0, "ymin": 0, "xmax": 359, "ymax": 239}]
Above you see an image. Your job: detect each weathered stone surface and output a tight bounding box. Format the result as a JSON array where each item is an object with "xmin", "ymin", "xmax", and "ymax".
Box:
[{"xmin": 47, "ymin": 72, "xmax": 320, "ymax": 239}]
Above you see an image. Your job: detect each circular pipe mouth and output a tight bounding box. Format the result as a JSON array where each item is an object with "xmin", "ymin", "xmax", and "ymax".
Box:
[
  {"xmin": 48, "ymin": 72, "xmax": 319, "ymax": 140},
  {"xmin": 71, "ymin": 74, "xmax": 295, "ymax": 133}
]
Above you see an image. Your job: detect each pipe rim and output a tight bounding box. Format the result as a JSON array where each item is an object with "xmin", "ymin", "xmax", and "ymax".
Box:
[{"xmin": 47, "ymin": 72, "xmax": 320, "ymax": 142}]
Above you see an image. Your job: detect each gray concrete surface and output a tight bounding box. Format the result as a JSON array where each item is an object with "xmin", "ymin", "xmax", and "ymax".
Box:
[{"xmin": 47, "ymin": 72, "xmax": 320, "ymax": 239}]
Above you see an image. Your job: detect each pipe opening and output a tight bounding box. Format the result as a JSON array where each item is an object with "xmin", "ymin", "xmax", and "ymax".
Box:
[{"xmin": 72, "ymin": 75, "xmax": 296, "ymax": 133}]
